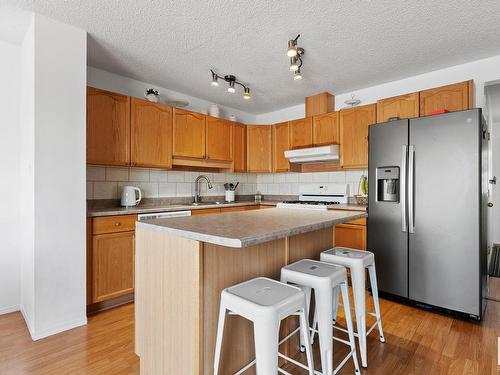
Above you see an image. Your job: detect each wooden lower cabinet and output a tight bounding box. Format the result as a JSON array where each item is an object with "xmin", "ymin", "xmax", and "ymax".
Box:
[
  {"xmin": 192, "ymin": 208, "xmax": 221, "ymax": 215},
  {"xmin": 88, "ymin": 215, "xmax": 137, "ymax": 310},
  {"xmin": 334, "ymin": 218, "xmax": 366, "ymax": 250},
  {"xmin": 92, "ymin": 231, "xmax": 135, "ymax": 303}
]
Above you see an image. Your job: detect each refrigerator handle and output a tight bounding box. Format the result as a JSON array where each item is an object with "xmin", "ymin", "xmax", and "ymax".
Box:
[
  {"xmin": 401, "ymin": 145, "xmax": 408, "ymax": 232},
  {"xmin": 408, "ymin": 144, "xmax": 415, "ymax": 233}
]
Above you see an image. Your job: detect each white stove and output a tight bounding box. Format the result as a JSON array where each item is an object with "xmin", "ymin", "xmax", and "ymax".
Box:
[{"xmin": 277, "ymin": 184, "xmax": 348, "ymax": 210}]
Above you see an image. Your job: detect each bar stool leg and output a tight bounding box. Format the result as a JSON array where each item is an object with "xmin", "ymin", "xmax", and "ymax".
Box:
[
  {"xmin": 298, "ymin": 307, "xmax": 315, "ymax": 375},
  {"xmin": 253, "ymin": 317, "xmax": 280, "ymax": 374},
  {"xmin": 332, "ymin": 285, "xmax": 340, "ymax": 324},
  {"xmin": 351, "ymin": 265, "xmax": 367, "ymax": 367},
  {"xmin": 368, "ymin": 264, "xmax": 385, "ymax": 343},
  {"xmin": 213, "ymin": 305, "xmax": 227, "ymax": 375},
  {"xmin": 300, "ymin": 286, "xmax": 312, "ymax": 352},
  {"xmin": 340, "ymin": 282, "xmax": 361, "ymax": 374},
  {"xmin": 316, "ymin": 284, "xmax": 334, "ymax": 375}
]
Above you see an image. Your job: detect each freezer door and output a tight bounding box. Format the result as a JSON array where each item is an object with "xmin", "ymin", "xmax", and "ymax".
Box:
[
  {"xmin": 409, "ymin": 110, "xmax": 481, "ymax": 316},
  {"xmin": 368, "ymin": 119, "xmax": 409, "ymax": 298}
]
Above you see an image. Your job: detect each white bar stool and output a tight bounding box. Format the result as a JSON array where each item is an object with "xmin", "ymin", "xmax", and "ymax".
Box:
[
  {"xmin": 320, "ymin": 247, "xmax": 385, "ymax": 368},
  {"xmin": 281, "ymin": 259, "xmax": 360, "ymax": 375},
  {"xmin": 213, "ymin": 277, "xmax": 315, "ymax": 375}
]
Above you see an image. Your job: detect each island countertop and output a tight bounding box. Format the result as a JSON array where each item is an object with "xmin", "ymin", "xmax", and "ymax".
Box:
[{"xmin": 137, "ymin": 207, "xmax": 366, "ymax": 248}]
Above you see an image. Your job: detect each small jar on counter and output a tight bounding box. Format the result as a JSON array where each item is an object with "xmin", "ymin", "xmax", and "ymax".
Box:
[{"xmin": 254, "ymin": 192, "xmax": 262, "ymax": 203}]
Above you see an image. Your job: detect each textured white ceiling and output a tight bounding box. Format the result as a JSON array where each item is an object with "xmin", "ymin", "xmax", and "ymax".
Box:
[{"xmin": 6, "ymin": 0, "xmax": 500, "ymax": 114}]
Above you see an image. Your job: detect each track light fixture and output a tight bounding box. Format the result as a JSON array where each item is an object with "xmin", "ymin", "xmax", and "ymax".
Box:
[
  {"xmin": 211, "ymin": 71, "xmax": 219, "ymax": 86},
  {"xmin": 210, "ymin": 70, "xmax": 251, "ymax": 100},
  {"xmin": 286, "ymin": 34, "xmax": 305, "ymax": 80}
]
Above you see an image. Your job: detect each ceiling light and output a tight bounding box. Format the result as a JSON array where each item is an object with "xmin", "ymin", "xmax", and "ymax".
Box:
[
  {"xmin": 211, "ymin": 72, "xmax": 219, "ymax": 86},
  {"xmin": 243, "ymin": 87, "xmax": 251, "ymax": 100},
  {"xmin": 293, "ymin": 68, "xmax": 303, "ymax": 80},
  {"xmin": 286, "ymin": 35, "xmax": 305, "ymax": 78},
  {"xmin": 210, "ymin": 70, "xmax": 251, "ymax": 100},
  {"xmin": 287, "ymin": 39, "xmax": 297, "ymax": 57}
]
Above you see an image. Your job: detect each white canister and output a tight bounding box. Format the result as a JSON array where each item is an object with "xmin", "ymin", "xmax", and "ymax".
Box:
[
  {"xmin": 208, "ymin": 103, "xmax": 220, "ymax": 118},
  {"xmin": 225, "ymin": 190, "xmax": 235, "ymax": 202}
]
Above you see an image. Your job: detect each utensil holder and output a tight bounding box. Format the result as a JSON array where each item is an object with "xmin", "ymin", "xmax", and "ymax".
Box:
[{"xmin": 225, "ymin": 190, "xmax": 235, "ymax": 202}]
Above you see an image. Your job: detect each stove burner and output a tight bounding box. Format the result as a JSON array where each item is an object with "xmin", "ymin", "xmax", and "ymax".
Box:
[{"xmin": 281, "ymin": 200, "xmax": 341, "ymax": 205}]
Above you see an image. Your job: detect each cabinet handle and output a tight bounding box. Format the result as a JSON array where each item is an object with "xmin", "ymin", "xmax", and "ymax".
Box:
[{"xmin": 115, "ymin": 222, "xmax": 121, "ymax": 226}]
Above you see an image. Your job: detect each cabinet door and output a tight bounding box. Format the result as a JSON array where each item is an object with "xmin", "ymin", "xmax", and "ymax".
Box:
[
  {"xmin": 419, "ymin": 80, "xmax": 474, "ymax": 116},
  {"xmin": 87, "ymin": 87, "xmax": 130, "ymax": 166},
  {"xmin": 289, "ymin": 117, "xmax": 313, "ymax": 149},
  {"xmin": 131, "ymin": 98, "xmax": 173, "ymax": 168},
  {"xmin": 92, "ymin": 231, "xmax": 135, "ymax": 302},
  {"xmin": 334, "ymin": 224, "xmax": 366, "ymax": 250},
  {"xmin": 233, "ymin": 123, "xmax": 246, "ymax": 172},
  {"xmin": 247, "ymin": 125, "xmax": 273, "ymax": 173},
  {"xmin": 313, "ymin": 112, "xmax": 339, "ymax": 145},
  {"xmin": 377, "ymin": 92, "xmax": 419, "ymax": 123},
  {"xmin": 206, "ymin": 116, "xmax": 233, "ymax": 161},
  {"xmin": 339, "ymin": 104, "xmax": 376, "ymax": 169},
  {"xmin": 272, "ymin": 122, "xmax": 290, "ymax": 172},
  {"xmin": 173, "ymin": 109, "xmax": 206, "ymax": 158}
]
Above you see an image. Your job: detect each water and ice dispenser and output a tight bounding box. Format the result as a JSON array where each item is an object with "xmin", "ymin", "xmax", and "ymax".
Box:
[{"xmin": 376, "ymin": 167, "xmax": 400, "ymax": 202}]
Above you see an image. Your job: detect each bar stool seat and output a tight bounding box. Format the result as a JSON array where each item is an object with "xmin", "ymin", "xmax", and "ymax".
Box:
[
  {"xmin": 281, "ymin": 260, "xmax": 360, "ymax": 375},
  {"xmin": 213, "ymin": 277, "xmax": 315, "ymax": 375},
  {"xmin": 321, "ymin": 247, "xmax": 385, "ymax": 368}
]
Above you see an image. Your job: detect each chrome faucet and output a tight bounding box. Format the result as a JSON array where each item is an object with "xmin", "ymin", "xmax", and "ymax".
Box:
[{"xmin": 194, "ymin": 175, "xmax": 213, "ymax": 203}]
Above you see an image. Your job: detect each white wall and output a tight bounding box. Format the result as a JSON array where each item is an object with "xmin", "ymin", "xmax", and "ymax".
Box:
[
  {"xmin": 256, "ymin": 54, "xmax": 500, "ymax": 123},
  {"xmin": 19, "ymin": 16, "xmax": 35, "ymax": 329},
  {"xmin": 18, "ymin": 14, "xmax": 87, "ymax": 340},
  {"xmin": 87, "ymin": 67, "xmax": 256, "ymax": 124},
  {"xmin": 0, "ymin": 40, "xmax": 21, "ymax": 315}
]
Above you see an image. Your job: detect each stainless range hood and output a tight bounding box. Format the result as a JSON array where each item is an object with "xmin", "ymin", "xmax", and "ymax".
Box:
[{"xmin": 284, "ymin": 145, "xmax": 340, "ymax": 163}]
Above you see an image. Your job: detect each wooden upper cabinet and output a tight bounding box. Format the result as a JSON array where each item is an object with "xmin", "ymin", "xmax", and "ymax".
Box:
[
  {"xmin": 130, "ymin": 98, "xmax": 173, "ymax": 169},
  {"xmin": 87, "ymin": 87, "xmax": 130, "ymax": 166},
  {"xmin": 339, "ymin": 104, "xmax": 376, "ymax": 169},
  {"xmin": 312, "ymin": 112, "xmax": 340, "ymax": 145},
  {"xmin": 246, "ymin": 125, "xmax": 272, "ymax": 173},
  {"xmin": 305, "ymin": 92, "xmax": 335, "ymax": 117},
  {"xmin": 289, "ymin": 117, "xmax": 313, "ymax": 149},
  {"xmin": 233, "ymin": 123, "xmax": 246, "ymax": 172},
  {"xmin": 272, "ymin": 122, "xmax": 290, "ymax": 172},
  {"xmin": 419, "ymin": 80, "xmax": 474, "ymax": 116},
  {"xmin": 206, "ymin": 117, "xmax": 233, "ymax": 162},
  {"xmin": 377, "ymin": 92, "xmax": 419, "ymax": 123},
  {"xmin": 173, "ymin": 109, "xmax": 206, "ymax": 158}
]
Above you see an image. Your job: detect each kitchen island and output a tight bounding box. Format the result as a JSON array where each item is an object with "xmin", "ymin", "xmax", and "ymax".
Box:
[{"xmin": 135, "ymin": 208, "xmax": 366, "ymax": 375}]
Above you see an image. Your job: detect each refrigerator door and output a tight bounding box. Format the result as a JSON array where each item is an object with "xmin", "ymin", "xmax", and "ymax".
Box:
[
  {"xmin": 409, "ymin": 110, "xmax": 481, "ymax": 316},
  {"xmin": 368, "ymin": 119, "xmax": 409, "ymax": 298}
]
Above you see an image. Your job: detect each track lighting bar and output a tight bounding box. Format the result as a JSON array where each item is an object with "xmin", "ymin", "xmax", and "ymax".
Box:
[{"xmin": 210, "ymin": 70, "xmax": 251, "ymax": 100}]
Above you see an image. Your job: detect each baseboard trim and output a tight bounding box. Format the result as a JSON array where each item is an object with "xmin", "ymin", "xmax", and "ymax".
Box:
[
  {"xmin": 19, "ymin": 307, "xmax": 88, "ymax": 341},
  {"xmin": 31, "ymin": 317, "xmax": 88, "ymax": 341},
  {"xmin": 0, "ymin": 304, "xmax": 20, "ymax": 315}
]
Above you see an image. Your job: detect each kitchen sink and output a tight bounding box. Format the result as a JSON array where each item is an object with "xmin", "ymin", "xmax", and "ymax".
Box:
[{"xmin": 189, "ymin": 201, "xmax": 223, "ymax": 206}]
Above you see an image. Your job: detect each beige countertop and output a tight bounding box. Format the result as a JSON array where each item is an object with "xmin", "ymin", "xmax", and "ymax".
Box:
[
  {"xmin": 87, "ymin": 200, "xmax": 367, "ymax": 217},
  {"xmin": 136, "ymin": 208, "xmax": 367, "ymax": 248}
]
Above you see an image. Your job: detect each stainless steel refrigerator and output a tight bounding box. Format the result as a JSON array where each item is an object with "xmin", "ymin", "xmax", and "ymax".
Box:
[{"xmin": 368, "ymin": 109, "xmax": 488, "ymax": 320}]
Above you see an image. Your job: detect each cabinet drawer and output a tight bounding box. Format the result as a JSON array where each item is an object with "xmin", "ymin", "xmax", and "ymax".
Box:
[
  {"xmin": 346, "ymin": 218, "xmax": 366, "ymax": 226},
  {"xmin": 92, "ymin": 215, "xmax": 137, "ymax": 234}
]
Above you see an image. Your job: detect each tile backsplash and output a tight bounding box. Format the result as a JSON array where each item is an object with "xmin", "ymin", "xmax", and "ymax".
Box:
[{"xmin": 87, "ymin": 166, "xmax": 367, "ymax": 200}]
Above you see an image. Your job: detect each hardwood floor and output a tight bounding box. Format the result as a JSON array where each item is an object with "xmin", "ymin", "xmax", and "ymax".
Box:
[{"xmin": 0, "ymin": 296, "xmax": 499, "ymax": 374}]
